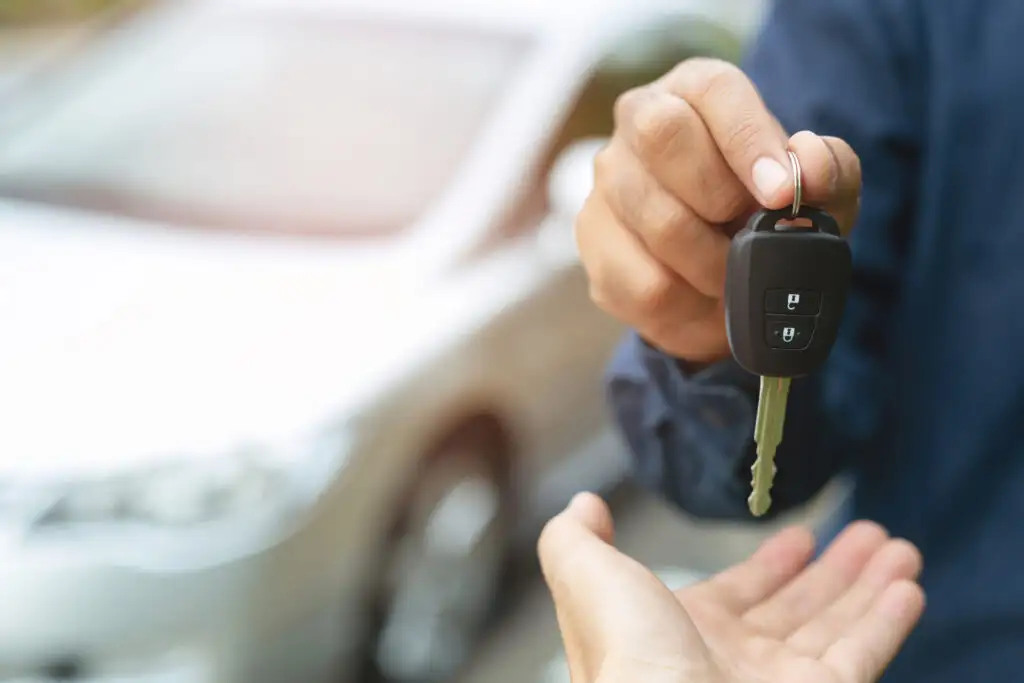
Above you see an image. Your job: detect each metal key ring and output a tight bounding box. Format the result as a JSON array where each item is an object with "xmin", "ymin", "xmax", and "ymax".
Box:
[{"xmin": 788, "ymin": 149, "xmax": 802, "ymax": 218}]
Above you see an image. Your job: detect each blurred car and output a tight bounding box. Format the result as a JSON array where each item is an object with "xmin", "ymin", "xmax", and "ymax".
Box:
[
  {"xmin": 0, "ymin": 0, "xmax": 148, "ymax": 102},
  {"xmin": 0, "ymin": 0, "xmax": 755, "ymax": 682}
]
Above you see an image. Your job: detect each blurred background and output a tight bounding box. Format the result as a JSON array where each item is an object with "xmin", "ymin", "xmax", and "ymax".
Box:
[{"xmin": 0, "ymin": 1, "xmax": 848, "ymax": 682}]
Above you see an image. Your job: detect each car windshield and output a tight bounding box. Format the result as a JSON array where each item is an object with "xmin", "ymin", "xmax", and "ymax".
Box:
[{"xmin": 0, "ymin": 10, "xmax": 531, "ymax": 237}]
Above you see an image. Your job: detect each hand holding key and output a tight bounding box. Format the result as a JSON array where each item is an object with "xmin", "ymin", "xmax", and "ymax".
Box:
[{"xmin": 576, "ymin": 58, "xmax": 861, "ymax": 364}]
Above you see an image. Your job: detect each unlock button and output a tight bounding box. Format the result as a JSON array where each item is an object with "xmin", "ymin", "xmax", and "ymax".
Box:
[{"xmin": 765, "ymin": 316, "xmax": 814, "ymax": 350}]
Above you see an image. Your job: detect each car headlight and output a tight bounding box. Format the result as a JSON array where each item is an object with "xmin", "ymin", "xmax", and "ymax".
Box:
[
  {"xmin": 25, "ymin": 425, "xmax": 353, "ymax": 529},
  {"xmin": 134, "ymin": 453, "xmax": 278, "ymax": 525},
  {"xmin": 35, "ymin": 453, "xmax": 281, "ymax": 527}
]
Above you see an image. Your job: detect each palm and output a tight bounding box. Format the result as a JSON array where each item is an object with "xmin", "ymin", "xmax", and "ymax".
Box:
[
  {"xmin": 674, "ymin": 590, "xmax": 849, "ymax": 683},
  {"xmin": 664, "ymin": 522, "xmax": 922, "ymax": 683}
]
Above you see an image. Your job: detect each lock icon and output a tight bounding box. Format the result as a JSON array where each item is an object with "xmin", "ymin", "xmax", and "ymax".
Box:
[{"xmin": 782, "ymin": 326, "xmax": 796, "ymax": 343}]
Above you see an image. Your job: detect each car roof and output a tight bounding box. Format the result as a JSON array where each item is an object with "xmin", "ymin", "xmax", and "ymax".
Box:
[
  {"xmin": 195, "ymin": 0, "xmax": 766, "ymax": 51},
  {"xmin": 198, "ymin": 0, "xmax": 612, "ymax": 34}
]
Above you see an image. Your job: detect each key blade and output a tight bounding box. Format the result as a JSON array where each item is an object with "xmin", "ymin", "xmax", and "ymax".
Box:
[
  {"xmin": 754, "ymin": 375, "xmax": 791, "ymax": 447},
  {"xmin": 748, "ymin": 440, "xmax": 778, "ymax": 516},
  {"xmin": 748, "ymin": 376, "xmax": 792, "ymax": 517}
]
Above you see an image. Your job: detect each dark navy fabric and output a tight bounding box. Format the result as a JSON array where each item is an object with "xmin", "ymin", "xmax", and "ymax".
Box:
[{"xmin": 606, "ymin": 0, "xmax": 1024, "ymax": 680}]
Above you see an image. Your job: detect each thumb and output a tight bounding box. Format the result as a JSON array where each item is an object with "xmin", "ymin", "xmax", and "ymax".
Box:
[
  {"xmin": 538, "ymin": 492, "xmax": 617, "ymax": 596},
  {"xmin": 537, "ymin": 492, "xmax": 623, "ymax": 681},
  {"xmin": 538, "ymin": 492, "xmax": 696, "ymax": 636},
  {"xmin": 539, "ymin": 493, "xmax": 711, "ymax": 680}
]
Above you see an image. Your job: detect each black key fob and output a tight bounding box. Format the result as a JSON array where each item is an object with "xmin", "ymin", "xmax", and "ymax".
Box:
[{"xmin": 725, "ymin": 205, "xmax": 852, "ymax": 378}]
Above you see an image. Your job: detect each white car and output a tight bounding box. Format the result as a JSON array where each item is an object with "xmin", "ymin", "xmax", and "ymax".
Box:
[{"xmin": 0, "ymin": 1, "xmax": 755, "ymax": 682}]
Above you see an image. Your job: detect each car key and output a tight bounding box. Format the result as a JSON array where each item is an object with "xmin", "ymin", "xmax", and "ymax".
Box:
[{"xmin": 724, "ymin": 152, "xmax": 852, "ymax": 516}]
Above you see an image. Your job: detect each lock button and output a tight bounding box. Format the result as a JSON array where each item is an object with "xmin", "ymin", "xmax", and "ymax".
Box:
[
  {"xmin": 765, "ymin": 316, "xmax": 814, "ymax": 350},
  {"xmin": 765, "ymin": 289, "xmax": 821, "ymax": 316}
]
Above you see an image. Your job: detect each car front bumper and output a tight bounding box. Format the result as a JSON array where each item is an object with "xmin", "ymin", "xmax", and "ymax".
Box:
[{"xmin": 0, "ymin": 508, "xmax": 373, "ymax": 683}]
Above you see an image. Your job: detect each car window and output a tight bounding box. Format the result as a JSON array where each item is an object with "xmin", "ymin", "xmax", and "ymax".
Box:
[
  {"xmin": 0, "ymin": 11, "xmax": 533, "ymax": 238},
  {"xmin": 544, "ymin": 16, "xmax": 742, "ymax": 173},
  {"xmin": 496, "ymin": 14, "xmax": 742, "ymax": 241}
]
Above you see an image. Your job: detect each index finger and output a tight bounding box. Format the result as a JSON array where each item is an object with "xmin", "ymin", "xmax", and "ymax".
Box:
[
  {"xmin": 685, "ymin": 525, "xmax": 816, "ymax": 613},
  {"xmin": 658, "ymin": 58, "xmax": 794, "ymax": 208},
  {"xmin": 787, "ymin": 130, "xmax": 862, "ymax": 234}
]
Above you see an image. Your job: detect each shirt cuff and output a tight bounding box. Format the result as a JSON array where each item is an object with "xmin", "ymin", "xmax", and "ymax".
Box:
[{"xmin": 606, "ymin": 331, "xmax": 760, "ymax": 518}]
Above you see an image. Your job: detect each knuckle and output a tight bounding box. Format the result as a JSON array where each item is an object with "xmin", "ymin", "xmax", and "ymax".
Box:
[
  {"xmin": 697, "ymin": 176, "xmax": 748, "ymax": 223},
  {"xmin": 571, "ymin": 200, "xmax": 593, "ymax": 247},
  {"xmin": 592, "ymin": 142, "xmax": 638, "ymax": 209},
  {"xmin": 578, "ymin": 257, "xmax": 615, "ymax": 314},
  {"xmin": 574, "ymin": 198, "xmax": 619, "ymax": 258},
  {"xmin": 573, "ymin": 192, "xmax": 607, "ymax": 240},
  {"xmin": 630, "ymin": 98, "xmax": 685, "ymax": 159},
  {"xmin": 641, "ymin": 202, "xmax": 688, "ymax": 252},
  {"xmin": 587, "ymin": 278, "xmax": 613, "ymax": 312},
  {"xmin": 670, "ymin": 57, "xmax": 741, "ymax": 101},
  {"xmin": 612, "ymin": 85, "xmax": 646, "ymax": 128},
  {"xmin": 591, "ymin": 143, "xmax": 616, "ymax": 188},
  {"xmin": 701, "ymin": 59, "xmax": 745, "ymax": 95},
  {"xmin": 632, "ymin": 270, "xmax": 676, "ymax": 319},
  {"xmin": 572, "ymin": 201, "xmax": 606, "ymax": 273}
]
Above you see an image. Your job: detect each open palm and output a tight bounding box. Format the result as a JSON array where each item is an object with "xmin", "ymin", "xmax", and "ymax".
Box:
[{"xmin": 538, "ymin": 494, "xmax": 924, "ymax": 683}]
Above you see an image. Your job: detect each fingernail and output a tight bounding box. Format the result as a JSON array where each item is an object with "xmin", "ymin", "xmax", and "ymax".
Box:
[{"xmin": 752, "ymin": 156, "xmax": 790, "ymax": 202}]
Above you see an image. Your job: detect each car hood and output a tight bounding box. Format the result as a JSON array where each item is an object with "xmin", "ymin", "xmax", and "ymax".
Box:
[{"xmin": 0, "ymin": 202, "xmax": 444, "ymax": 480}]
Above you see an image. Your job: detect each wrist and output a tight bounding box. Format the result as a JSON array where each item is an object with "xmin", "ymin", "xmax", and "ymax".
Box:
[
  {"xmin": 596, "ymin": 652, "xmax": 722, "ymax": 683},
  {"xmin": 635, "ymin": 333, "xmax": 730, "ymax": 376}
]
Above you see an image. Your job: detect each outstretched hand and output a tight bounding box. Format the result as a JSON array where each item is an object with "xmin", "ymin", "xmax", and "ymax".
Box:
[{"xmin": 538, "ymin": 493, "xmax": 924, "ymax": 683}]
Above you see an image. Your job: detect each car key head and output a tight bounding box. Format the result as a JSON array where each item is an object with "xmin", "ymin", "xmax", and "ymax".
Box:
[{"xmin": 725, "ymin": 205, "xmax": 852, "ymax": 378}]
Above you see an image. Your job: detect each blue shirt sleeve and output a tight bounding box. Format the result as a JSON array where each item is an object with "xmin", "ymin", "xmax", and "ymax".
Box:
[{"xmin": 606, "ymin": 0, "xmax": 924, "ymax": 519}]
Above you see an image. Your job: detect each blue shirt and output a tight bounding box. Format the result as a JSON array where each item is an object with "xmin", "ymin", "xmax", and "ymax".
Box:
[{"xmin": 606, "ymin": 0, "xmax": 1024, "ymax": 680}]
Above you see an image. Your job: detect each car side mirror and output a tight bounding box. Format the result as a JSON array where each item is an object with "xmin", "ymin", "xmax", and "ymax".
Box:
[{"xmin": 546, "ymin": 137, "xmax": 607, "ymax": 221}]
